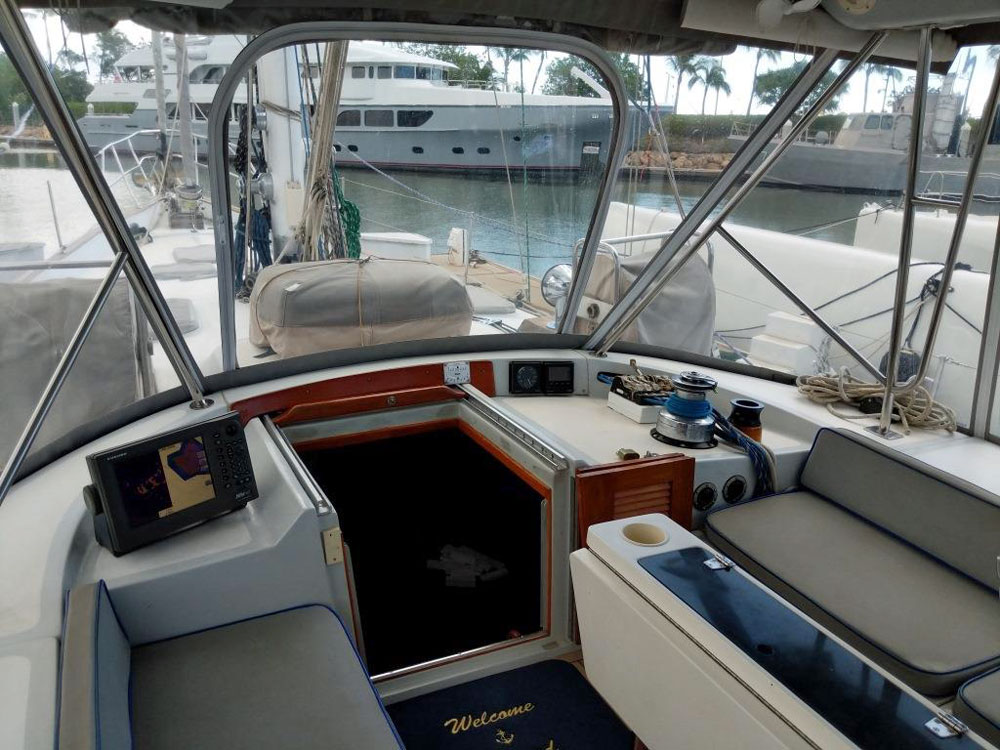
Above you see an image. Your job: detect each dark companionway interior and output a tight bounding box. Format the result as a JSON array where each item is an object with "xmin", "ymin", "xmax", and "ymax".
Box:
[{"xmin": 298, "ymin": 425, "xmax": 545, "ymax": 675}]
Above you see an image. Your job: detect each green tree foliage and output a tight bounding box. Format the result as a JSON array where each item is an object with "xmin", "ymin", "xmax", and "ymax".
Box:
[
  {"xmin": 754, "ymin": 60, "xmax": 845, "ymax": 113},
  {"xmin": 541, "ymin": 53, "xmax": 644, "ymax": 100},
  {"xmin": 1, "ymin": 53, "xmax": 92, "ymax": 126},
  {"xmin": 398, "ymin": 43, "xmax": 496, "ymax": 86},
  {"xmin": 57, "ymin": 48, "xmax": 85, "ymax": 70},
  {"xmin": 95, "ymin": 29, "xmax": 133, "ymax": 81}
]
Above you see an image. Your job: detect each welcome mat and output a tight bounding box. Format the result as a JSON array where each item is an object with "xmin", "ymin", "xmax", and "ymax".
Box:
[{"xmin": 387, "ymin": 659, "xmax": 633, "ymax": 750}]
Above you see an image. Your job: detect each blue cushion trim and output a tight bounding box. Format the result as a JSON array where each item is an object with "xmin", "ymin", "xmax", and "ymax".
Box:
[
  {"xmin": 55, "ymin": 587, "xmax": 70, "ymax": 750},
  {"xmin": 93, "ymin": 581, "xmax": 132, "ymax": 750},
  {"xmin": 131, "ymin": 603, "xmax": 405, "ymax": 749},
  {"xmin": 958, "ymin": 668, "xmax": 1000, "ymax": 730},
  {"xmin": 705, "ymin": 512, "xmax": 1000, "ymax": 681}
]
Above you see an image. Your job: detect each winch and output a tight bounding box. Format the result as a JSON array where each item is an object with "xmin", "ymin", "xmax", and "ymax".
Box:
[{"xmin": 651, "ymin": 371, "xmax": 718, "ymax": 449}]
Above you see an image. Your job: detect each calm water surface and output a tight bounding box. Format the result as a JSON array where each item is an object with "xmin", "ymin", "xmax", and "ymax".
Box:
[{"xmin": 1, "ymin": 149, "xmax": 893, "ymax": 276}]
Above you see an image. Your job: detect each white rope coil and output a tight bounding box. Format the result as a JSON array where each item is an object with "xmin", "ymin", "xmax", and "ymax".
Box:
[{"xmin": 796, "ymin": 368, "xmax": 957, "ymax": 433}]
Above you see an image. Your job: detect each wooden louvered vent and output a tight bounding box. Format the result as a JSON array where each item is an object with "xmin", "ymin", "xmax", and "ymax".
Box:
[{"xmin": 575, "ymin": 453, "xmax": 694, "ymax": 545}]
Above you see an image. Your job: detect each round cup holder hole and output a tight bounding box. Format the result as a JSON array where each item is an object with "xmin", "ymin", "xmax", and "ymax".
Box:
[{"xmin": 621, "ymin": 522, "xmax": 668, "ymax": 546}]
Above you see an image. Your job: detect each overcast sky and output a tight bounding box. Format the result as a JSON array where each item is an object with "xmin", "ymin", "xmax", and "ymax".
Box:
[{"xmin": 20, "ymin": 12, "xmax": 999, "ymax": 122}]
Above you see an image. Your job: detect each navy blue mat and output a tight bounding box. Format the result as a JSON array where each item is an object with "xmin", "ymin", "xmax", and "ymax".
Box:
[{"xmin": 387, "ymin": 659, "xmax": 633, "ymax": 750}]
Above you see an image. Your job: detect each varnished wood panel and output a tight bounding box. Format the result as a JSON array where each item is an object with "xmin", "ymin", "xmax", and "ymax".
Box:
[
  {"xmin": 231, "ymin": 361, "xmax": 495, "ymax": 425},
  {"xmin": 576, "ymin": 454, "xmax": 694, "ymax": 544}
]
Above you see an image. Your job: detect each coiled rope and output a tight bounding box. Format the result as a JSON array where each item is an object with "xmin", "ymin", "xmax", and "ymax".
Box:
[{"xmin": 796, "ymin": 368, "xmax": 957, "ymax": 433}]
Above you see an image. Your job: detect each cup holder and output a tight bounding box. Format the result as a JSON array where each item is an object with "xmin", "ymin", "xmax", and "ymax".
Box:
[{"xmin": 621, "ymin": 522, "xmax": 668, "ymax": 547}]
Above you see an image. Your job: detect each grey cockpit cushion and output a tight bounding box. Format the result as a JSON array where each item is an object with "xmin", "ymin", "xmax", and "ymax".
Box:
[
  {"xmin": 706, "ymin": 491, "xmax": 1000, "ymax": 696},
  {"xmin": 130, "ymin": 605, "xmax": 403, "ymax": 750},
  {"xmin": 57, "ymin": 581, "xmax": 403, "ymax": 750},
  {"xmin": 955, "ymin": 668, "xmax": 1000, "ymax": 747},
  {"xmin": 800, "ymin": 429, "xmax": 1000, "ymax": 590}
]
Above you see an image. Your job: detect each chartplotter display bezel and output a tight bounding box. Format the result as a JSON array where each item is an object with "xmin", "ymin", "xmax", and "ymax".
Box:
[{"xmin": 85, "ymin": 412, "xmax": 258, "ymax": 555}]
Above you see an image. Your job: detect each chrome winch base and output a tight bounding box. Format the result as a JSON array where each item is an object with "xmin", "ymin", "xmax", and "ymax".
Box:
[{"xmin": 650, "ymin": 371, "xmax": 719, "ymax": 449}]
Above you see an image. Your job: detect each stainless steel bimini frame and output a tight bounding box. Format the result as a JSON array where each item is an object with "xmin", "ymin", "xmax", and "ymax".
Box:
[
  {"xmin": 585, "ymin": 28, "xmax": 1000, "ymax": 438},
  {"xmin": 207, "ymin": 23, "xmax": 632, "ymax": 372},
  {"xmin": 587, "ymin": 35, "xmax": 885, "ymax": 365},
  {"xmin": 0, "ymin": 0, "xmax": 212, "ymax": 504}
]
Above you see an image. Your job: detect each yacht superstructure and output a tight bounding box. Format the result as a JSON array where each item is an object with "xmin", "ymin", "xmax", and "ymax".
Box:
[{"xmin": 80, "ymin": 37, "xmax": 615, "ymax": 171}]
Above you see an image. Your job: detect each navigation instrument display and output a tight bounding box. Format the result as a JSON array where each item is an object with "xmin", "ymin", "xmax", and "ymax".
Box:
[
  {"xmin": 114, "ymin": 437, "xmax": 216, "ymax": 528},
  {"xmin": 85, "ymin": 412, "xmax": 258, "ymax": 555}
]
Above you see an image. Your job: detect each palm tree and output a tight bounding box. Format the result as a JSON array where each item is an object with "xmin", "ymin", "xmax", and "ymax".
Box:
[
  {"xmin": 667, "ymin": 54, "xmax": 699, "ymax": 114},
  {"xmin": 746, "ymin": 47, "xmax": 781, "ymax": 116},
  {"xmin": 490, "ymin": 48, "xmax": 535, "ymax": 92},
  {"xmin": 530, "ymin": 50, "xmax": 546, "ymax": 94},
  {"xmin": 862, "ymin": 63, "xmax": 900, "ymax": 112},
  {"xmin": 879, "ymin": 66, "xmax": 903, "ymax": 112},
  {"xmin": 707, "ymin": 64, "xmax": 732, "ymax": 115},
  {"xmin": 688, "ymin": 57, "xmax": 724, "ymax": 115}
]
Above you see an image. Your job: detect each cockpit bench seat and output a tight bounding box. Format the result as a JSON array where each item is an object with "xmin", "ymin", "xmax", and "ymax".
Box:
[
  {"xmin": 58, "ymin": 581, "xmax": 403, "ymax": 749},
  {"xmin": 705, "ymin": 428, "xmax": 1000, "ymax": 697},
  {"xmin": 956, "ymin": 668, "xmax": 1000, "ymax": 747}
]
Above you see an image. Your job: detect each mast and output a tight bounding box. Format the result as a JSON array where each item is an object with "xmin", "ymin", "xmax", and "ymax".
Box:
[
  {"xmin": 170, "ymin": 32, "xmax": 203, "ymax": 228},
  {"xmin": 173, "ymin": 32, "xmax": 197, "ymax": 188},
  {"xmin": 151, "ymin": 31, "xmax": 167, "ymax": 158}
]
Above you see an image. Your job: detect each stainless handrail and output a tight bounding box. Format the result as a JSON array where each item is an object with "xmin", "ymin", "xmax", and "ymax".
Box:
[
  {"xmin": 588, "ymin": 34, "xmax": 886, "ymax": 359},
  {"xmin": 877, "ymin": 44, "xmax": 1000, "ymax": 433},
  {"xmin": 571, "ymin": 239, "xmax": 621, "ymax": 303}
]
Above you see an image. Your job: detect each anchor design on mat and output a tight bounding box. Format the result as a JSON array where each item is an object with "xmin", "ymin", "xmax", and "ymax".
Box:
[{"xmin": 494, "ymin": 728, "xmax": 515, "ymax": 745}]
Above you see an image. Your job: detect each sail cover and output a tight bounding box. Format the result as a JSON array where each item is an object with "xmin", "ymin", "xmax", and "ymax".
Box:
[{"xmin": 249, "ymin": 258, "xmax": 474, "ymax": 357}]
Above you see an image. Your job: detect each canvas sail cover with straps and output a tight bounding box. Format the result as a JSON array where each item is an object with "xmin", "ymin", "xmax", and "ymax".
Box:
[{"xmin": 249, "ymin": 258, "xmax": 474, "ymax": 357}]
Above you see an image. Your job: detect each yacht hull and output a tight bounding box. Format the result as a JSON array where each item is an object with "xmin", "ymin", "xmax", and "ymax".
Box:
[
  {"xmin": 79, "ymin": 103, "xmax": 616, "ymax": 172},
  {"xmin": 728, "ymin": 137, "xmax": 1000, "ymax": 198}
]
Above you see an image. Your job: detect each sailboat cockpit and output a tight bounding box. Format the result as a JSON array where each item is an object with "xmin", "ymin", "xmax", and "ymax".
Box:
[{"xmin": 1, "ymin": 0, "xmax": 1000, "ymax": 748}]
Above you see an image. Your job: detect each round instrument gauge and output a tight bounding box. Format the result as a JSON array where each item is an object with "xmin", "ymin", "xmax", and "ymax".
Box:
[{"xmin": 514, "ymin": 364, "xmax": 541, "ymax": 393}]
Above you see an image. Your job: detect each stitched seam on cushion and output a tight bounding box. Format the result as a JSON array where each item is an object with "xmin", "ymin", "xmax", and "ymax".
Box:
[{"xmin": 706, "ymin": 521, "xmax": 1000, "ymax": 679}]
